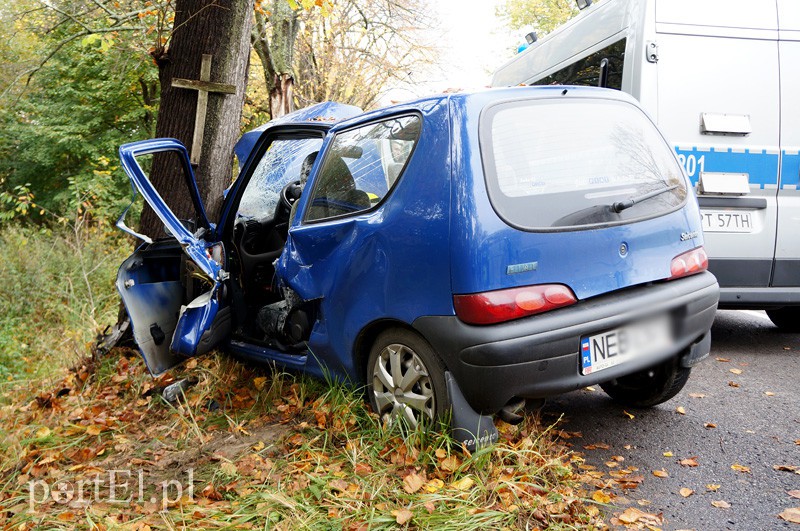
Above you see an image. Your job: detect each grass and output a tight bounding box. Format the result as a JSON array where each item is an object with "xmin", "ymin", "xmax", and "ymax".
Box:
[{"xmin": 0, "ymin": 224, "xmax": 621, "ymax": 529}]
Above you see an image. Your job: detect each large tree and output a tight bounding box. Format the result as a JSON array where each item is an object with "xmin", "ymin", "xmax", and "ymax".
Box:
[
  {"xmin": 497, "ymin": 0, "xmax": 580, "ymax": 36},
  {"xmin": 140, "ymin": 0, "xmax": 255, "ymax": 237}
]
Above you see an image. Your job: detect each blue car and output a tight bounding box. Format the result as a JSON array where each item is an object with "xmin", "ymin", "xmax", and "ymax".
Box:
[{"xmin": 117, "ymin": 87, "xmax": 718, "ymax": 445}]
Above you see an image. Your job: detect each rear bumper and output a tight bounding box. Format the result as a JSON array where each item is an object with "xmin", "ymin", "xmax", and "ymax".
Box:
[{"xmin": 413, "ymin": 271, "xmax": 719, "ymax": 414}]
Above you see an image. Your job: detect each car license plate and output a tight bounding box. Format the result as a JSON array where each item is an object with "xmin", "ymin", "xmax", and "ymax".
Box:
[
  {"xmin": 580, "ymin": 316, "xmax": 672, "ymax": 376},
  {"xmin": 701, "ymin": 210, "xmax": 754, "ymax": 233}
]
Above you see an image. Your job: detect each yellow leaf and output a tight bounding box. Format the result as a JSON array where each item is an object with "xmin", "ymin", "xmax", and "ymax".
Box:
[
  {"xmin": 424, "ymin": 478, "xmax": 444, "ymax": 493},
  {"xmin": 86, "ymin": 425, "xmax": 103, "ymax": 436},
  {"xmin": 403, "ymin": 472, "xmax": 424, "ymax": 494},
  {"xmin": 765, "ymin": 391, "xmax": 775, "ymax": 396},
  {"xmin": 679, "ymin": 488, "xmax": 694, "ymax": 497},
  {"xmin": 731, "ymin": 463, "xmax": 751, "ymax": 473},
  {"xmin": 220, "ymin": 461, "xmax": 237, "ymax": 476},
  {"xmin": 779, "ymin": 508, "xmax": 800, "ymax": 524},
  {"xmin": 623, "ymin": 410, "xmax": 635, "ymax": 420},
  {"xmin": 435, "ymin": 448, "xmax": 447, "ymax": 459},
  {"xmin": 451, "ymin": 476, "xmax": 475, "ymax": 491},
  {"xmin": 252, "ymin": 441, "xmax": 265, "ymax": 451},
  {"xmin": 592, "ymin": 490, "xmax": 611, "ymax": 504},
  {"xmin": 706, "ymin": 484, "xmax": 721, "ymax": 491},
  {"xmin": 676, "ymin": 406, "xmax": 686, "ymax": 415},
  {"xmin": 716, "ymin": 357, "xmax": 731, "ymax": 362},
  {"xmin": 35, "ymin": 426, "xmax": 51, "ymax": 439},
  {"xmin": 679, "ymin": 457, "xmax": 699, "ymax": 467},
  {"xmin": 253, "ymin": 377, "xmax": 267, "ymax": 390},
  {"xmin": 395, "ymin": 508, "xmax": 413, "ymax": 525},
  {"xmin": 663, "ymin": 451, "xmax": 674, "ymax": 457},
  {"xmin": 729, "ymin": 368, "xmax": 743, "ymax": 375},
  {"xmin": 711, "ymin": 500, "xmax": 731, "ymax": 508},
  {"xmin": 652, "ymin": 469, "xmax": 669, "ymax": 478}
]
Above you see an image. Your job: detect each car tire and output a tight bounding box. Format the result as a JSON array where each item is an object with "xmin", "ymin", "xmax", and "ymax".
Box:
[
  {"xmin": 366, "ymin": 328, "xmax": 450, "ymax": 430},
  {"xmin": 766, "ymin": 307, "xmax": 800, "ymax": 333},
  {"xmin": 600, "ymin": 357, "xmax": 690, "ymax": 408}
]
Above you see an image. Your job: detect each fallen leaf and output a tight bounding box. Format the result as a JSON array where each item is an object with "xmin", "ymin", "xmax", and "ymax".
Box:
[
  {"xmin": 774, "ymin": 465, "xmax": 800, "ymax": 475},
  {"xmin": 220, "ymin": 461, "xmax": 237, "ymax": 476},
  {"xmin": 354, "ymin": 462, "xmax": 372, "ymax": 476},
  {"xmin": 679, "ymin": 457, "xmax": 699, "ymax": 467},
  {"xmin": 452, "ymin": 477, "xmax": 476, "ymax": 492},
  {"xmin": 728, "ymin": 381, "xmax": 740, "ymax": 388},
  {"xmin": 423, "ymin": 501, "xmax": 435, "ymax": 513},
  {"xmin": 35, "ymin": 426, "xmax": 51, "ymax": 439},
  {"xmin": 611, "ymin": 455, "xmax": 625, "ymax": 462},
  {"xmin": 652, "ymin": 469, "xmax": 669, "ymax": 478},
  {"xmin": 395, "ymin": 508, "xmax": 413, "ymax": 525},
  {"xmin": 663, "ymin": 451, "xmax": 674, "ymax": 457},
  {"xmin": 637, "ymin": 499, "xmax": 652, "ymax": 506},
  {"xmin": 704, "ymin": 422, "xmax": 717, "ymax": 429},
  {"xmin": 689, "ymin": 393, "xmax": 706, "ymax": 398},
  {"xmin": 585, "ymin": 386, "xmax": 596, "ymax": 392},
  {"xmin": 706, "ymin": 484, "xmax": 721, "ymax": 492},
  {"xmin": 788, "ymin": 490, "xmax": 800, "ymax": 499},
  {"xmin": 676, "ymin": 406, "xmax": 686, "ymax": 415},
  {"xmin": 592, "ymin": 490, "xmax": 612, "ymax": 504},
  {"xmin": 616, "ymin": 507, "xmax": 663, "ymax": 525},
  {"xmin": 86, "ymin": 425, "xmax": 103, "ymax": 436},
  {"xmin": 764, "ymin": 391, "xmax": 775, "ymax": 397},
  {"xmin": 711, "ymin": 500, "xmax": 731, "ymax": 509},
  {"xmin": 403, "ymin": 472, "xmax": 425, "ymax": 494},
  {"xmin": 252, "ymin": 441, "xmax": 265, "ymax": 452},
  {"xmin": 253, "ymin": 377, "xmax": 267, "ymax": 390},
  {"xmin": 680, "ymin": 488, "xmax": 694, "ymax": 498},
  {"xmin": 729, "ymin": 368, "xmax": 743, "ymax": 375},
  {"xmin": 716, "ymin": 357, "xmax": 731, "ymax": 362},
  {"xmin": 779, "ymin": 508, "xmax": 800, "ymax": 524},
  {"xmin": 731, "ymin": 463, "xmax": 751, "ymax": 473},
  {"xmin": 584, "ymin": 443, "xmax": 611, "ymax": 450},
  {"xmin": 435, "ymin": 448, "xmax": 447, "ymax": 459},
  {"xmin": 424, "ymin": 478, "xmax": 444, "ymax": 493},
  {"xmin": 623, "ymin": 410, "xmax": 635, "ymax": 420}
]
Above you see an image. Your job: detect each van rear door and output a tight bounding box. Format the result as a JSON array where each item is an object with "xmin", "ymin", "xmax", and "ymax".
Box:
[
  {"xmin": 655, "ymin": 0, "xmax": 780, "ymax": 293},
  {"xmin": 775, "ymin": 1, "xmax": 800, "ymax": 288}
]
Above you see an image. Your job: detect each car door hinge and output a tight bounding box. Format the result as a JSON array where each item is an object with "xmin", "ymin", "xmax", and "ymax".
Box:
[{"xmin": 646, "ymin": 41, "xmax": 658, "ymax": 63}]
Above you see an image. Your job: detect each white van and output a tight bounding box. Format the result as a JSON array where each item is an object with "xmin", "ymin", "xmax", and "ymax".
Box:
[{"xmin": 492, "ymin": 0, "xmax": 800, "ymax": 331}]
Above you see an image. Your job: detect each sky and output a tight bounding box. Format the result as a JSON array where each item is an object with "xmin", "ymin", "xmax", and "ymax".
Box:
[{"xmin": 381, "ymin": 0, "xmax": 521, "ymax": 103}]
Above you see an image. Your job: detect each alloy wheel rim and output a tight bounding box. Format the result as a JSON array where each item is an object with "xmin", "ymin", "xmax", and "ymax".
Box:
[{"xmin": 371, "ymin": 343, "xmax": 435, "ymax": 428}]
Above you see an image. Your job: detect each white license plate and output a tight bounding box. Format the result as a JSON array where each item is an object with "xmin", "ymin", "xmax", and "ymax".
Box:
[
  {"xmin": 701, "ymin": 210, "xmax": 754, "ymax": 233},
  {"xmin": 580, "ymin": 316, "xmax": 672, "ymax": 376}
]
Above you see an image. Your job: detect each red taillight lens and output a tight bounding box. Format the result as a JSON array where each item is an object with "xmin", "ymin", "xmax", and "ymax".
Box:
[
  {"xmin": 453, "ymin": 284, "xmax": 577, "ymax": 325},
  {"xmin": 669, "ymin": 246, "xmax": 708, "ymax": 280}
]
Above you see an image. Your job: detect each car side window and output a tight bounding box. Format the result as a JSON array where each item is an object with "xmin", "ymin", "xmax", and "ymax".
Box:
[{"xmin": 304, "ymin": 115, "xmax": 420, "ymax": 222}]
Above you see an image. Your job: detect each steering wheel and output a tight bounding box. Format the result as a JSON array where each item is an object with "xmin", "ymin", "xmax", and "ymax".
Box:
[{"xmin": 280, "ymin": 180, "xmax": 303, "ymax": 211}]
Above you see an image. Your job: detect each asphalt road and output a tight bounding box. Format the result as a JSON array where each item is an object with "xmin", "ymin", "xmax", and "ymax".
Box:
[{"xmin": 542, "ymin": 310, "xmax": 800, "ymax": 531}]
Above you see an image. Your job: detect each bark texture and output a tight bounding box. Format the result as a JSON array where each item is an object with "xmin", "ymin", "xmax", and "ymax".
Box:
[
  {"xmin": 140, "ymin": 0, "xmax": 254, "ymax": 238},
  {"xmin": 252, "ymin": 0, "xmax": 299, "ymax": 119}
]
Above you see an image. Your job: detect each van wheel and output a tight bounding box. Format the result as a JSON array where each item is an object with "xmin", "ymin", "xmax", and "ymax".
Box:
[
  {"xmin": 366, "ymin": 329, "xmax": 450, "ymax": 429},
  {"xmin": 600, "ymin": 358, "xmax": 690, "ymax": 408},
  {"xmin": 766, "ymin": 307, "xmax": 800, "ymax": 333}
]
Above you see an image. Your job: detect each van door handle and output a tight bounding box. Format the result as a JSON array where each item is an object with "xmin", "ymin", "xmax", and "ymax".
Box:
[{"xmin": 697, "ymin": 196, "xmax": 767, "ymax": 209}]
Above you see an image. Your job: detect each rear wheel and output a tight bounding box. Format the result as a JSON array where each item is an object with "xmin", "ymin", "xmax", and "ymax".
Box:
[
  {"xmin": 600, "ymin": 357, "xmax": 690, "ymax": 408},
  {"xmin": 766, "ymin": 307, "xmax": 800, "ymax": 333},
  {"xmin": 366, "ymin": 328, "xmax": 450, "ymax": 429}
]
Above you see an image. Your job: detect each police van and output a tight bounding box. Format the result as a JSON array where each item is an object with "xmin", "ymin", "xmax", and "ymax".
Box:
[{"xmin": 492, "ymin": 0, "xmax": 800, "ymax": 331}]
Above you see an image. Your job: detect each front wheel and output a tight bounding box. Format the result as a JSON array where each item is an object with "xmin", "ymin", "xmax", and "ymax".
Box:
[
  {"xmin": 366, "ymin": 328, "xmax": 450, "ymax": 430},
  {"xmin": 766, "ymin": 307, "xmax": 800, "ymax": 333},
  {"xmin": 600, "ymin": 357, "xmax": 690, "ymax": 408}
]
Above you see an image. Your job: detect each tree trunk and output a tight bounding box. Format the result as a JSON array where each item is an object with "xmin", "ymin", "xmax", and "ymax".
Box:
[
  {"xmin": 252, "ymin": 1, "xmax": 299, "ymax": 120},
  {"xmin": 140, "ymin": 0, "xmax": 254, "ymax": 238}
]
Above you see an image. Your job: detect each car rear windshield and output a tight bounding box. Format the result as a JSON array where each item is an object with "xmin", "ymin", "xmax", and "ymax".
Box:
[{"xmin": 480, "ymin": 98, "xmax": 687, "ymax": 230}]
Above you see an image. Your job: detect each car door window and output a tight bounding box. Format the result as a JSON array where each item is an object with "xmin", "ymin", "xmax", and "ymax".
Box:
[
  {"xmin": 304, "ymin": 115, "xmax": 420, "ymax": 222},
  {"xmin": 237, "ymin": 137, "xmax": 323, "ymax": 221}
]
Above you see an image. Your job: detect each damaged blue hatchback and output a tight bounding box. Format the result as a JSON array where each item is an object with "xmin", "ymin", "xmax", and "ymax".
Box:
[{"xmin": 117, "ymin": 87, "xmax": 719, "ymax": 445}]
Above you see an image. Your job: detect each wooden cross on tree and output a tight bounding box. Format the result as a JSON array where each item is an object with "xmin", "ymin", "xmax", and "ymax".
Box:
[{"xmin": 171, "ymin": 54, "xmax": 236, "ymax": 165}]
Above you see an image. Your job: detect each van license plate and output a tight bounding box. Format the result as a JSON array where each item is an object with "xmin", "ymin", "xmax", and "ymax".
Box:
[
  {"xmin": 580, "ymin": 316, "xmax": 672, "ymax": 376},
  {"xmin": 701, "ymin": 210, "xmax": 753, "ymax": 233}
]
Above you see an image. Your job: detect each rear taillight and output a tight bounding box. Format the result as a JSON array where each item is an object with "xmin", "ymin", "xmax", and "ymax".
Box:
[
  {"xmin": 453, "ymin": 284, "xmax": 577, "ymax": 325},
  {"xmin": 669, "ymin": 246, "xmax": 708, "ymax": 280}
]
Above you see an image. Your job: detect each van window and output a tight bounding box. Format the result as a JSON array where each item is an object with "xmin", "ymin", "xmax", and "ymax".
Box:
[
  {"xmin": 532, "ymin": 38, "xmax": 626, "ymax": 90},
  {"xmin": 480, "ymin": 98, "xmax": 686, "ymax": 230}
]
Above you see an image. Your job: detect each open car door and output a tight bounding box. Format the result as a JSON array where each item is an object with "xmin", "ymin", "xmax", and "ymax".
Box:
[{"xmin": 116, "ymin": 139, "xmax": 230, "ymax": 375}]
